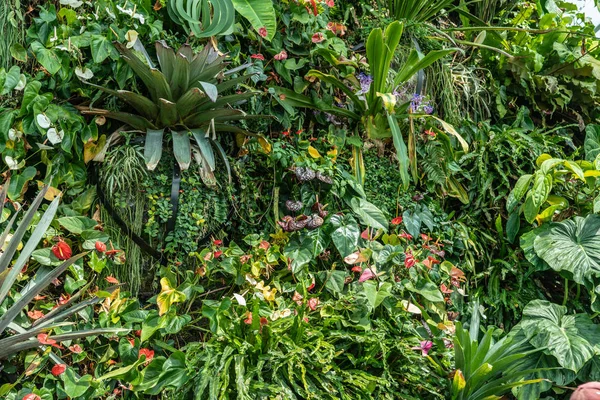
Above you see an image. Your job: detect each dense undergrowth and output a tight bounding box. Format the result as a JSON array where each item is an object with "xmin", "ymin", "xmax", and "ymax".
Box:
[{"xmin": 2, "ymin": 0, "xmax": 600, "ymax": 399}]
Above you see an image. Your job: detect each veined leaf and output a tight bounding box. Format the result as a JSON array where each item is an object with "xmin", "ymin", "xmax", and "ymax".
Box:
[
  {"xmin": 144, "ymin": 129, "xmax": 164, "ymax": 171},
  {"xmin": 231, "ymin": 0, "xmax": 276, "ymax": 41}
]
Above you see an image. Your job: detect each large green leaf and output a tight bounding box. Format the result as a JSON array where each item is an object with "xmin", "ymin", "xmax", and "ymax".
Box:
[
  {"xmin": 231, "ymin": 0, "xmax": 276, "ymax": 41},
  {"xmin": 350, "ymin": 198, "xmax": 388, "ymax": 231},
  {"xmin": 585, "ymin": 124, "xmax": 600, "ymax": 162},
  {"xmin": 30, "ymin": 41, "xmax": 61, "ymax": 75},
  {"xmin": 330, "ymin": 215, "xmax": 360, "ymax": 258},
  {"xmin": 533, "ymin": 215, "xmax": 600, "ymax": 285},
  {"xmin": 516, "ymin": 300, "xmax": 600, "ymax": 372}
]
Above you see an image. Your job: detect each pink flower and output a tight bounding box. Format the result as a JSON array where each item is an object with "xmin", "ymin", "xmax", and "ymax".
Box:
[
  {"xmin": 274, "ymin": 50, "xmax": 288, "ymax": 61},
  {"xmin": 359, "ymin": 268, "xmax": 376, "ymax": 282},
  {"xmin": 251, "ymin": 54, "xmax": 265, "ymax": 61},
  {"xmin": 361, "ymin": 228, "xmax": 371, "ymax": 241},
  {"xmin": 69, "ymin": 344, "xmax": 83, "ymax": 354},
  {"xmin": 312, "ymin": 32, "xmax": 325, "ymax": 43},
  {"xmin": 213, "ymin": 239, "xmax": 223, "ymax": 246},
  {"xmin": 412, "ymin": 340, "xmax": 433, "ymax": 356},
  {"xmin": 308, "ymin": 298, "xmax": 319, "ymax": 311},
  {"xmin": 51, "ymin": 364, "xmax": 66, "ymax": 377},
  {"xmin": 391, "ymin": 216, "xmax": 403, "ymax": 225},
  {"xmin": 258, "ymin": 27, "xmax": 268, "ymax": 38},
  {"xmin": 22, "ymin": 394, "xmax": 42, "ymax": 400},
  {"xmin": 325, "ymin": 0, "xmax": 334, "ymax": 6},
  {"xmin": 259, "ymin": 241, "xmax": 270, "ymax": 250},
  {"xmin": 138, "ymin": 348, "xmax": 155, "ymax": 362},
  {"xmin": 214, "ymin": 250, "xmax": 223, "ymax": 258}
]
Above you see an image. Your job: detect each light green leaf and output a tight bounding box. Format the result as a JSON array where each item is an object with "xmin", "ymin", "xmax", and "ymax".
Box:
[{"xmin": 231, "ymin": 0, "xmax": 277, "ymax": 41}]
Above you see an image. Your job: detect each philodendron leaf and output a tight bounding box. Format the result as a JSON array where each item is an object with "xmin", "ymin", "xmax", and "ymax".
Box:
[
  {"xmin": 585, "ymin": 124, "xmax": 600, "ymax": 162},
  {"xmin": 532, "ymin": 215, "xmax": 600, "ymax": 285},
  {"xmin": 157, "ymin": 277, "xmax": 186, "ymax": 316},
  {"xmin": 516, "ymin": 300, "xmax": 600, "ymax": 372}
]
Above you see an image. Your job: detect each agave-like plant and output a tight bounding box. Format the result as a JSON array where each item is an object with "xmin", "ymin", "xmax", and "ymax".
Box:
[
  {"xmin": 78, "ymin": 40, "xmax": 255, "ymax": 183},
  {"xmin": 0, "ymin": 181, "xmax": 126, "ymax": 360}
]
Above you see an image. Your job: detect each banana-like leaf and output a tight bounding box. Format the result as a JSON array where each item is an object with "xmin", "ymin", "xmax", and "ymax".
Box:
[
  {"xmin": 144, "ymin": 129, "xmax": 164, "ymax": 171},
  {"xmin": 77, "ymin": 107, "xmax": 157, "ymax": 130},
  {"xmin": 366, "ymin": 21, "xmax": 403, "ymax": 106},
  {"xmin": 172, "ymin": 130, "xmax": 192, "ymax": 170},
  {"xmin": 0, "ymin": 196, "xmax": 60, "ymax": 307},
  {"xmin": 191, "ymin": 129, "xmax": 216, "ymax": 171},
  {"xmin": 158, "ymin": 99, "xmax": 179, "ymax": 127},
  {"xmin": 0, "ymin": 253, "xmax": 87, "ymax": 335},
  {"xmin": 231, "ymin": 0, "xmax": 277, "ymax": 41},
  {"xmin": 0, "ymin": 186, "xmax": 50, "ymax": 275}
]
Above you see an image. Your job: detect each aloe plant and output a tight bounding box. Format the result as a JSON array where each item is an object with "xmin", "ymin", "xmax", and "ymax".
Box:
[
  {"xmin": 167, "ymin": 0, "xmax": 235, "ymax": 38},
  {"xmin": 0, "ymin": 182, "xmax": 126, "ymax": 360},
  {"xmin": 78, "ymin": 40, "xmax": 255, "ymax": 183}
]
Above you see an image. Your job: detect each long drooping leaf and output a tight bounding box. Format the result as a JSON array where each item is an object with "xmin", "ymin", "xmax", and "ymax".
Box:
[
  {"xmin": 394, "ymin": 48, "xmax": 460, "ymax": 85},
  {"xmin": 386, "ymin": 112, "xmax": 410, "ymax": 189},
  {"xmin": 191, "ymin": 129, "xmax": 216, "ymax": 171},
  {"xmin": 0, "ymin": 253, "xmax": 87, "ymax": 335},
  {"xmin": 84, "ymin": 82, "xmax": 158, "ymax": 121},
  {"xmin": 144, "ymin": 129, "xmax": 164, "ymax": 171},
  {"xmin": 158, "ymin": 99, "xmax": 179, "ymax": 127},
  {"xmin": 184, "ymin": 109, "xmax": 248, "ymax": 126},
  {"xmin": 76, "ymin": 107, "xmax": 156, "ymax": 130},
  {"xmin": 155, "ymin": 41, "xmax": 177, "ymax": 83},
  {"xmin": 213, "ymin": 141, "xmax": 232, "ymax": 184},
  {"xmin": 172, "ymin": 130, "xmax": 192, "ymax": 170},
  {"xmin": 305, "ymin": 70, "xmax": 365, "ymax": 113},
  {"xmin": 177, "ymin": 87, "xmax": 207, "ymax": 118},
  {"xmin": 0, "ymin": 195, "xmax": 60, "ymax": 307}
]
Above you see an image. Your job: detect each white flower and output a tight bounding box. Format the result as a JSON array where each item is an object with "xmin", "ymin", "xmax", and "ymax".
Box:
[
  {"xmin": 60, "ymin": 0, "xmax": 83, "ymax": 7},
  {"xmin": 133, "ymin": 13, "xmax": 145, "ymax": 24},
  {"xmin": 4, "ymin": 156, "xmax": 20, "ymax": 170},
  {"xmin": 36, "ymin": 114, "xmax": 51, "ymax": 129},
  {"xmin": 75, "ymin": 66, "xmax": 94, "ymax": 80},
  {"xmin": 15, "ymin": 75, "xmax": 26, "ymax": 91},
  {"xmin": 47, "ymin": 128, "xmax": 64, "ymax": 145},
  {"xmin": 233, "ymin": 293, "xmax": 246, "ymax": 306},
  {"xmin": 8, "ymin": 129, "xmax": 22, "ymax": 141},
  {"xmin": 125, "ymin": 30, "xmax": 138, "ymax": 49},
  {"xmin": 105, "ymin": 7, "xmax": 116, "ymax": 19}
]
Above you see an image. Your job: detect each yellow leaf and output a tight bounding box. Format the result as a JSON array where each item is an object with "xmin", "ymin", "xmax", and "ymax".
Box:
[
  {"xmin": 327, "ymin": 146, "xmax": 338, "ymax": 161},
  {"xmin": 84, "ymin": 135, "xmax": 107, "ymax": 163},
  {"xmin": 308, "ymin": 146, "xmax": 321, "ymax": 158},
  {"xmin": 430, "ymin": 116, "xmax": 469, "ymax": 152},
  {"xmin": 157, "ymin": 277, "xmax": 186, "ymax": 316},
  {"xmin": 536, "ymin": 153, "xmax": 552, "ymax": 167},
  {"xmin": 258, "ymin": 136, "xmax": 272, "ymax": 153},
  {"xmin": 37, "ymin": 181, "xmax": 62, "ymax": 201}
]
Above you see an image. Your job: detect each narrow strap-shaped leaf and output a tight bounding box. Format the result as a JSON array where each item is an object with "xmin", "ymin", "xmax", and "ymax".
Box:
[
  {"xmin": 0, "ymin": 186, "xmax": 50, "ymax": 274},
  {"xmin": 0, "ymin": 209, "xmax": 20, "ymax": 261},
  {"xmin": 76, "ymin": 107, "xmax": 156, "ymax": 130},
  {"xmin": 197, "ymin": 92, "xmax": 257, "ymax": 112},
  {"xmin": 83, "ymin": 82, "xmax": 158, "ymax": 120},
  {"xmin": 156, "ymin": 41, "xmax": 177, "ymax": 83},
  {"xmin": 305, "ymin": 70, "xmax": 365, "ymax": 112},
  {"xmin": 0, "ymin": 253, "xmax": 87, "ymax": 335},
  {"xmin": 0, "ymin": 177, "xmax": 9, "ymax": 219},
  {"xmin": 176, "ymin": 87, "xmax": 207, "ymax": 119},
  {"xmin": 0, "ymin": 328, "xmax": 128, "ymax": 360},
  {"xmin": 0, "ymin": 195, "xmax": 60, "ymax": 306},
  {"xmin": 191, "ymin": 129, "xmax": 216, "ymax": 171},
  {"xmin": 172, "ymin": 131, "xmax": 192, "ymax": 170},
  {"xmin": 170, "ymin": 51, "xmax": 191, "ymax": 100},
  {"xmin": 386, "ymin": 112, "xmax": 410, "ymax": 190},
  {"xmin": 144, "ymin": 129, "xmax": 164, "ymax": 171},
  {"xmin": 199, "ymin": 81, "xmax": 218, "ymax": 102},
  {"xmin": 183, "ymin": 109, "xmax": 247, "ymax": 126},
  {"xmin": 213, "ymin": 140, "xmax": 232, "ymax": 185}
]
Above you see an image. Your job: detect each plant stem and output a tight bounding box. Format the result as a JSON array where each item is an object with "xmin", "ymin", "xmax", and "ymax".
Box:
[{"xmin": 562, "ymin": 278, "xmax": 569, "ymax": 307}]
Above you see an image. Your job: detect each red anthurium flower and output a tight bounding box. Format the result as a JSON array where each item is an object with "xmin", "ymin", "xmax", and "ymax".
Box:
[
  {"xmin": 274, "ymin": 50, "xmax": 288, "ymax": 61},
  {"xmin": 244, "ymin": 312, "xmax": 253, "ymax": 325},
  {"xmin": 214, "ymin": 250, "xmax": 223, "ymax": 258},
  {"xmin": 95, "ymin": 241, "xmax": 106, "ymax": 253},
  {"xmin": 308, "ymin": 298, "xmax": 320, "ymax": 311},
  {"xmin": 282, "ymin": 131, "xmax": 290, "ymax": 137},
  {"xmin": 440, "ymin": 283, "xmax": 453, "ymax": 294},
  {"xmin": 399, "ymin": 232, "xmax": 413, "ymax": 240},
  {"xmin": 309, "ymin": 0, "xmax": 318, "ymax": 14},
  {"xmin": 259, "ymin": 241, "xmax": 270, "ymax": 250},
  {"xmin": 38, "ymin": 333, "xmax": 63, "ymax": 349},
  {"xmin": 391, "ymin": 216, "xmax": 403, "ymax": 225},
  {"xmin": 420, "ymin": 233, "xmax": 433, "ymax": 242},
  {"xmin": 51, "ymin": 239, "xmax": 72, "ymax": 261},
  {"xmin": 325, "ymin": 0, "xmax": 334, "ymax": 6},
  {"xmin": 213, "ymin": 239, "xmax": 223, "ymax": 246},
  {"xmin": 361, "ymin": 228, "xmax": 371, "ymax": 241},
  {"xmin": 138, "ymin": 348, "xmax": 155, "ymax": 362},
  {"xmin": 404, "ymin": 252, "xmax": 416, "ymax": 268},
  {"xmin": 69, "ymin": 344, "xmax": 83, "ymax": 354},
  {"xmin": 251, "ymin": 53, "xmax": 265, "ymax": 60},
  {"xmin": 58, "ymin": 293, "xmax": 71, "ymax": 305},
  {"xmin": 106, "ymin": 276, "xmax": 119, "ymax": 284},
  {"xmin": 312, "ymin": 32, "xmax": 325, "ymax": 43},
  {"xmin": 258, "ymin": 27, "xmax": 268, "ymax": 38},
  {"xmin": 307, "ymin": 279, "xmax": 315, "ymax": 291},
  {"xmin": 351, "ymin": 266, "xmax": 362, "ymax": 273},
  {"xmin": 27, "ymin": 310, "xmax": 45, "ymax": 320},
  {"xmin": 22, "ymin": 394, "xmax": 42, "ymax": 400},
  {"xmin": 33, "ymin": 295, "xmax": 47, "ymax": 301},
  {"xmin": 51, "ymin": 364, "xmax": 67, "ymax": 377},
  {"xmin": 259, "ymin": 317, "xmax": 269, "ymax": 327}
]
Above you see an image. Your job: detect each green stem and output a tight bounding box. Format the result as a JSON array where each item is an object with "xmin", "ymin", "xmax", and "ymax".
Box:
[{"xmin": 562, "ymin": 278, "xmax": 569, "ymax": 307}]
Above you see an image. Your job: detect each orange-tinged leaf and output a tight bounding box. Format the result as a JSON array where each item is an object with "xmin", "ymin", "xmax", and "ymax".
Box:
[
  {"xmin": 84, "ymin": 135, "xmax": 107, "ymax": 163},
  {"xmin": 258, "ymin": 136, "xmax": 272, "ymax": 153},
  {"xmin": 157, "ymin": 277, "xmax": 186, "ymax": 315}
]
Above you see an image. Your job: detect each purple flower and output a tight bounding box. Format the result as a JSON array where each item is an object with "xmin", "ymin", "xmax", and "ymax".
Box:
[
  {"xmin": 410, "ymin": 94, "xmax": 424, "ymax": 112},
  {"xmin": 325, "ymin": 113, "xmax": 341, "ymax": 126},
  {"xmin": 358, "ymin": 72, "xmax": 373, "ymax": 94},
  {"xmin": 412, "ymin": 340, "xmax": 433, "ymax": 356},
  {"xmin": 423, "ymin": 104, "xmax": 434, "ymax": 114}
]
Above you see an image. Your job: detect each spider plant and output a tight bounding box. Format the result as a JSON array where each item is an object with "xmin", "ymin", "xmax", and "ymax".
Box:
[
  {"xmin": 78, "ymin": 40, "xmax": 256, "ymax": 183},
  {"xmin": 379, "ymin": 0, "xmax": 454, "ymax": 22},
  {"xmin": 0, "ymin": 182, "xmax": 126, "ymax": 360}
]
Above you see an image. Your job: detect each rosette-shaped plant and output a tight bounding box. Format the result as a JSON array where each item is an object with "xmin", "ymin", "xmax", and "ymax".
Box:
[{"xmin": 78, "ymin": 40, "xmax": 255, "ymax": 183}]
